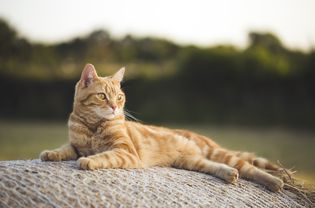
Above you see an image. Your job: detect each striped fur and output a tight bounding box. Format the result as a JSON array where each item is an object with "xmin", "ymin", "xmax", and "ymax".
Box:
[{"xmin": 40, "ymin": 64, "xmax": 284, "ymax": 192}]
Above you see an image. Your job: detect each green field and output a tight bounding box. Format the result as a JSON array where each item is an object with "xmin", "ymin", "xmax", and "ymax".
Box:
[{"xmin": 0, "ymin": 120, "xmax": 314, "ymax": 184}]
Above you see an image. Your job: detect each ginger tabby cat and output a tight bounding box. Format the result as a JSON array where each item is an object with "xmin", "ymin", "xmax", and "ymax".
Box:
[{"xmin": 40, "ymin": 64, "xmax": 284, "ymax": 192}]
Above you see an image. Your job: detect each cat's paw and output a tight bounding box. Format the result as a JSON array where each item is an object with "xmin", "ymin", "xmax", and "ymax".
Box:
[
  {"xmin": 266, "ymin": 176, "xmax": 284, "ymax": 192},
  {"xmin": 219, "ymin": 166, "xmax": 239, "ymax": 184},
  {"xmin": 40, "ymin": 150, "xmax": 61, "ymax": 161},
  {"xmin": 77, "ymin": 157, "xmax": 98, "ymax": 170}
]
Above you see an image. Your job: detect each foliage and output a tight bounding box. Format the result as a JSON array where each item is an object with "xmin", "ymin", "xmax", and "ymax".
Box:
[{"xmin": 0, "ymin": 18, "xmax": 314, "ymax": 128}]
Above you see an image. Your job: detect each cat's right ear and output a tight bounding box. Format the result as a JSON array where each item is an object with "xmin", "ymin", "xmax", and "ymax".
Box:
[{"xmin": 80, "ymin": 64, "xmax": 98, "ymax": 87}]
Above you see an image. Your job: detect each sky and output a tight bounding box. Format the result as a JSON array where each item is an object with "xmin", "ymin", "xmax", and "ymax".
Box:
[{"xmin": 0, "ymin": 0, "xmax": 314, "ymax": 50}]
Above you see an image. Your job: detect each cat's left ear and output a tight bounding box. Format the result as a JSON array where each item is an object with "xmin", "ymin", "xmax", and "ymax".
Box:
[{"xmin": 111, "ymin": 67, "xmax": 125, "ymax": 82}]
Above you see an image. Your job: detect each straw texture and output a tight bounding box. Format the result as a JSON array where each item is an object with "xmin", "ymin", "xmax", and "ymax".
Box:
[{"xmin": 0, "ymin": 160, "xmax": 312, "ymax": 207}]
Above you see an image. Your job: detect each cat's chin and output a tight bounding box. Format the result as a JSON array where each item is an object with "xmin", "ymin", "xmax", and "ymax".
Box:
[
  {"xmin": 104, "ymin": 114, "xmax": 116, "ymax": 120},
  {"xmin": 102, "ymin": 112, "xmax": 124, "ymax": 120}
]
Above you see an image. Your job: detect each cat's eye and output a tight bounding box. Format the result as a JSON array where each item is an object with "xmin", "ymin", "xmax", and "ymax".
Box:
[
  {"xmin": 117, "ymin": 94, "xmax": 123, "ymax": 101},
  {"xmin": 97, "ymin": 93, "xmax": 106, "ymax": 100}
]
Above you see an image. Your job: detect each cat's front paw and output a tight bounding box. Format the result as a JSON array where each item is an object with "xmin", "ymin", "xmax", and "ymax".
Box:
[
  {"xmin": 40, "ymin": 150, "xmax": 61, "ymax": 161},
  {"xmin": 77, "ymin": 157, "xmax": 98, "ymax": 170}
]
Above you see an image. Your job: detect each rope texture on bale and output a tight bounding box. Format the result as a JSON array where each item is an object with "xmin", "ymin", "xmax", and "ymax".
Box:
[{"xmin": 0, "ymin": 160, "xmax": 312, "ymax": 207}]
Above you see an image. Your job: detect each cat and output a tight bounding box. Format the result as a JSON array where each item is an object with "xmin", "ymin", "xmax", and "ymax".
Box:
[{"xmin": 40, "ymin": 63, "xmax": 284, "ymax": 192}]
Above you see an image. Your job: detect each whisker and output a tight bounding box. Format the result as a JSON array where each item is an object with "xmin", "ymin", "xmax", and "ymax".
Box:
[
  {"xmin": 124, "ymin": 109, "xmax": 141, "ymax": 122},
  {"xmin": 124, "ymin": 109, "xmax": 141, "ymax": 115}
]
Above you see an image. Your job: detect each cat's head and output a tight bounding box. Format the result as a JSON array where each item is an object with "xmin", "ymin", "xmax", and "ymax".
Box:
[{"xmin": 73, "ymin": 64, "xmax": 126, "ymax": 121}]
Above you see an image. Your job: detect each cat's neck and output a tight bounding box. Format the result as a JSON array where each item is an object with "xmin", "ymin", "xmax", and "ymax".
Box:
[
  {"xmin": 98, "ymin": 115, "xmax": 126, "ymax": 130},
  {"xmin": 71, "ymin": 110, "xmax": 125, "ymax": 132}
]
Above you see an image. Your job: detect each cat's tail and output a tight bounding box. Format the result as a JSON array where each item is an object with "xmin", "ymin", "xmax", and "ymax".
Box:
[{"xmin": 233, "ymin": 151, "xmax": 280, "ymax": 170}]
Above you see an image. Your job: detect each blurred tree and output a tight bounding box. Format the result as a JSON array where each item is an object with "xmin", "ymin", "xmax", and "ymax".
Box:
[
  {"xmin": 0, "ymin": 19, "xmax": 33, "ymax": 77},
  {"xmin": 245, "ymin": 32, "xmax": 290, "ymax": 75},
  {"xmin": 0, "ymin": 18, "xmax": 314, "ymax": 127},
  {"xmin": 248, "ymin": 32, "xmax": 284, "ymax": 53}
]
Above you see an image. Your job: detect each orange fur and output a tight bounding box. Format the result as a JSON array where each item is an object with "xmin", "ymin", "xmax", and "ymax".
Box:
[{"xmin": 40, "ymin": 64, "xmax": 283, "ymax": 192}]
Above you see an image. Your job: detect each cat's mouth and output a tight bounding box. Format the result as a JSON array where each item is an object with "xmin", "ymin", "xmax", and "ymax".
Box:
[
  {"xmin": 104, "ymin": 109, "xmax": 122, "ymax": 120},
  {"xmin": 92, "ymin": 107, "xmax": 117, "ymax": 119},
  {"xmin": 104, "ymin": 110, "xmax": 117, "ymax": 119},
  {"xmin": 109, "ymin": 111, "xmax": 116, "ymax": 117}
]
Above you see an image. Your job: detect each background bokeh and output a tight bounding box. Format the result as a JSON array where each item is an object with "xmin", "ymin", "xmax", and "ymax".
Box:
[{"xmin": 0, "ymin": 1, "xmax": 314, "ymax": 184}]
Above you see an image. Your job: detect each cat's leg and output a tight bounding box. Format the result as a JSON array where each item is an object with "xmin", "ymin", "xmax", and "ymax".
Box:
[
  {"xmin": 233, "ymin": 151, "xmax": 279, "ymax": 170},
  {"xmin": 173, "ymin": 155, "xmax": 239, "ymax": 184},
  {"xmin": 236, "ymin": 161, "xmax": 283, "ymax": 192},
  {"xmin": 40, "ymin": 144, "xmax": 78, "ymax": 161},
  {"xmin": 207, "ymin": 148, "xmax": 284, "ymax": 192},
  {"xmin": 77, "ymin": 148, "xmax": 142, "ymax": 170}
]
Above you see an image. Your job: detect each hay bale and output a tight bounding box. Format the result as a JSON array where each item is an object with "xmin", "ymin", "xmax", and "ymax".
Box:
[{"xmin": 0, "ymin": 160, "xmax": 313, "ymax": 207}]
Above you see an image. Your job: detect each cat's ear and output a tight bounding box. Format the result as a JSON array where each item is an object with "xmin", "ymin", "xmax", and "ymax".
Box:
[
  {"xmin": 111, "ymin": 67, "xmax": 125, "ymax": 82},
  {"xmin": 80, "ymin": 64, "xmax": 98, "ymax": 87}
]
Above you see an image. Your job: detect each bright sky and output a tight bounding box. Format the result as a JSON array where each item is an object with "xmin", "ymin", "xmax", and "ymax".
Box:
[{"xmin": 0, "ymin": 0, "xmax": 314, "ymax": 50}]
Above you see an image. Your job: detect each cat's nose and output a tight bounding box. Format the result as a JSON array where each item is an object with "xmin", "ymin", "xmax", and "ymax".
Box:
[{"xmin": 110, "ymin": 105, "xmax": 117, "ymax": 111}]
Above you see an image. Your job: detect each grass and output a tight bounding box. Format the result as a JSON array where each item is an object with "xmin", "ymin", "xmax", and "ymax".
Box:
[
  {"xmin": 0, "ymin": 120, "xmax": 314, "ymax": 185},
  {"xmin": 0, "ymin": 120, "xmax": 67, "ymax": 160}
]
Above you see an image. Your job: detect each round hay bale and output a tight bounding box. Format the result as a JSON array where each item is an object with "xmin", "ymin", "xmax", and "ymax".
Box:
[{"xmin": 0, "ymin": 160, "xmax": 313, "ymax": 207}]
